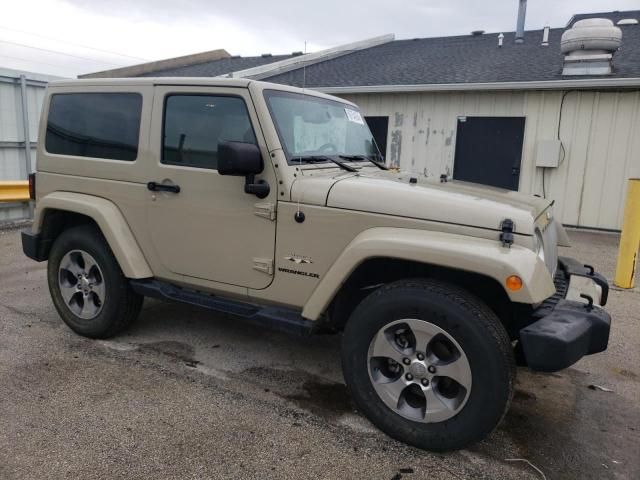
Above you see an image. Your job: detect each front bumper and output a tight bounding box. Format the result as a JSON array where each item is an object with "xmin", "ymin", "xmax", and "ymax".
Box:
[{"xmin": 519, "ymin": 257, "xmax": 611, "ymax": 372}]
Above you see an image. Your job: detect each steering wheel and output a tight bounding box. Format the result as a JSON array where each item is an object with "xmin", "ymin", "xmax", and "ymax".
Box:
[{"xmin": 318, "ymin": 143, "xmax": 338, "ymax": 153}]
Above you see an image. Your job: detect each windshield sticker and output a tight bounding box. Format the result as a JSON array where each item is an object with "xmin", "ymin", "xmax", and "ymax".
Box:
[{"xmin": 345, "ymin": 108, "xmax": 365, "ymax": 125}]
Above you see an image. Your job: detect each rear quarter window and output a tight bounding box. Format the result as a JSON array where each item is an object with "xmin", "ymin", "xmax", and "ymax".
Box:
[{"xmin": 45, "ymin": 92, "xmax": 142, "ymax": 161}]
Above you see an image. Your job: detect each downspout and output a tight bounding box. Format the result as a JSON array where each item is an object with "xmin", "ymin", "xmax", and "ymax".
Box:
[{"xmin": 19, "ymin": 74, "xmax": 33, "ymax": 217}]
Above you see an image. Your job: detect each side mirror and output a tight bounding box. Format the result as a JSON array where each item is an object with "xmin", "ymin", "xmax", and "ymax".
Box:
[
  {"xmin": 218, "ymin": 141, "xmax": 263, "ymax": 176},
  {"xmin": 218, "ymin": 141, "xmax": 270, "ymax": 199}
]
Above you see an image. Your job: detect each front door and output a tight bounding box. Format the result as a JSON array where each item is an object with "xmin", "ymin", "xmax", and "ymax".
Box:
[
  {"xmin": 453, "ymin": 116, "xmax": 525, "ymax": 191},
  {"xmin": 145, "ymin": 86, "xmax": 277, "ymax": 289}
]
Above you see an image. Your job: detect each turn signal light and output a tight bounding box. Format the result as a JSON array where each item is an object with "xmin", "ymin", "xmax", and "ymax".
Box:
[{"xmin": 506, "ymin": 275, "xmax": 523, "ymax": 291}]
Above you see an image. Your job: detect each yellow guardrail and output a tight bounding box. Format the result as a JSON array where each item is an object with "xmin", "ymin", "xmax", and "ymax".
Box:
[
  {"xmin": 615, "ymin": 178, "xmax": 640, "ymax": 289},
  {"xmin": 0, "ymin": 180, "xmax": 29, "ymax": 202}
]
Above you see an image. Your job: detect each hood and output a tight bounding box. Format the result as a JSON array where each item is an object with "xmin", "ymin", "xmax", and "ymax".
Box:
[{"xmin": 290, "ymin": 169, "xmax": 552, "ymax": 235}]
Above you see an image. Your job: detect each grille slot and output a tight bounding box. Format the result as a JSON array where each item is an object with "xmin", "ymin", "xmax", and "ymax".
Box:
[{"xmin": 532, "ymin": 267, "xmax": 568, "ymax": 318}]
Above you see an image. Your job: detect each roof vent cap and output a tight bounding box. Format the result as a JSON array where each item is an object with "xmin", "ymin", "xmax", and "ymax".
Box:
[
  {"xmin": 471, "ymin": 30, "xmax": 485, "ymax": 36},
  {"xmin": 617, "ymin": 18, "xmax": 639, "ymax": 26},
  {"xmin": 261, "ymin": 53, "xmax": 273, "ymax": 58},
  {"xmin": 561, "ymin": 18, "xmax": 622, "ymax": 54},
  {"xmin": 561, "ymin": 18, "xmax": 622, "ymax": 76},
  {"xmin": 542, "ymin": 26, "xmax": 550, "ymax": 46}
]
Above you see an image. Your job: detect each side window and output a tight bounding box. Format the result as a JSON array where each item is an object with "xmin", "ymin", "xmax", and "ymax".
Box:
[
  {"xmin": 162, "ymin": 94, "xmax": 257, "ymax": 170},
  {"xmin": 45, "ymin": 93, "xmax": 142, "ymax": 161}
]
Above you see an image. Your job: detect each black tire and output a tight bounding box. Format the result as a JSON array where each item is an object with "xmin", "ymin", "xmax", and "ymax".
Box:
[
  {"xmin": 47, "ymin": 224, "xmax": 143, "ymax": 339},
  {"xmin": 341, "ymin": 278, "xmax": 515, "ymax": 451}
]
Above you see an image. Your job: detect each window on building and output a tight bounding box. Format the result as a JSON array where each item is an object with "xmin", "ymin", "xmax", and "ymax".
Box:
[
  {"xmin": 45, "ymin": 93, "xmax": 142, "ymax": 161},
  {"xmin": 162, "ymin": 95, "xmax": 256, "ymax": 170},
  {"xmin": 364, "ymin": 116, "xmax": 389, "ymax": 160}
]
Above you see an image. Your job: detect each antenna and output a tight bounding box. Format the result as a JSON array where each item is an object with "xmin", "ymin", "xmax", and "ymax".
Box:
[
  {"xmin": 302, "ymin": 40, "xmax": 307, "ymax": 91},
  {"xmin": 296, "ymin": 40, "xmax": 308, "ymax": 218}
]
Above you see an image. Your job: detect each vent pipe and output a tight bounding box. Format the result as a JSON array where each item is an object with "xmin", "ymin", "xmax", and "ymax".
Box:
[
  {"xmin": 498, "ymin": 33, "xmax": 504, "ymax": 48},
  {"xmin": 542, "ymin": 26, "xmax": 550, "ymax": 46},
  {"xmin": 515, "ymin": 0, "xmax": 527, "ymax": 43}
]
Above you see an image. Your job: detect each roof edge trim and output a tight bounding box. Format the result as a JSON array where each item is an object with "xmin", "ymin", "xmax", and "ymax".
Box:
[
  {"xmin": 79, "ymin": 49, "xmax": 231, "ymax": 79},
  {"xmin": 219, "ymin": 34, "xmax": 395, "ymax": 80},
  {"xmin": 315, "ymin": 77, "xmax": 640, "ymax": 94}
]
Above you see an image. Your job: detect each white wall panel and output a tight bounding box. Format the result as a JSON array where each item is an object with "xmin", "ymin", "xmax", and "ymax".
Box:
[{"xmin": 342, "ymin": 89, "xmax": 640, "ymax": 230}]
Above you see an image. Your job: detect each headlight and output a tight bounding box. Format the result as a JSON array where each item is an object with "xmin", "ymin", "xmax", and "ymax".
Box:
[{"xmin": 534, "ymin": 228, "xmax": 545, "ymax": 263}]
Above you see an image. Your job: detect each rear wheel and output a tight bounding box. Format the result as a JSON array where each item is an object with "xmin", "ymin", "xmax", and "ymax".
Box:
[
  {"xmin": 341, "ymin": 279, "xmax": 515, "ymax": 451},
  {"xmin": 47, "ymin": 225, "xmax": 143, "ymax": 339}
]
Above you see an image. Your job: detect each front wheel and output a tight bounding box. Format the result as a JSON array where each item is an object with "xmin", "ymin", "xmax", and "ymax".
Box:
[{"xmin": 341, "ymin": 279, "xmax": 515, "ymax": 451}]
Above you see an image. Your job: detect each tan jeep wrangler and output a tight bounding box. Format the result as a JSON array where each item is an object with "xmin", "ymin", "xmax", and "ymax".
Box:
[{"xmin": 22, "ymin": 78, "xmax": 611, "ymax": 451}]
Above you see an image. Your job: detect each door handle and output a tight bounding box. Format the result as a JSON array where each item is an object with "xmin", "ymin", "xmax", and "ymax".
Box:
[
  {"xmin": 147, "ymin": 181, "xmax": 180, "ymax": 194},
  {"xmin": 512, "ymin": 167, "xmax": 520, "ymax": 176}
]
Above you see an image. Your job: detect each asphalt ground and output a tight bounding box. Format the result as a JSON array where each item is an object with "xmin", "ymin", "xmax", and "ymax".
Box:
[{"xmin": 0, "ymin": 225, "xmax": 638, "ymax": 480}]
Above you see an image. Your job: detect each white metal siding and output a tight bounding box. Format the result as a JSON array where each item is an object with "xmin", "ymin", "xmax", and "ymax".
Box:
[
  {"xmin": 0, "ymin": 69, "xmax": 57, "ymax": 222},
  {"xmin": 341, "ymin": 90, "xmax": 640, "ymax": 230}
]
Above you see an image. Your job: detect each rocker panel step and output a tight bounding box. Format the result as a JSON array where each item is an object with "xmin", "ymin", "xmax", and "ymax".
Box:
[{"xmin": 130, "ymin": 279, "xmax": 315, "ymax": 336}]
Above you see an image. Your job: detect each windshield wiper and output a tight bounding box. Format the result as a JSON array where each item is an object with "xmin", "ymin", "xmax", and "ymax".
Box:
[
  {"xmin": 338, "ymin": 154, "xmax": 389, "ymax": 170},
  {"xmin": 290, "ymin": 155, "xmax": 358, "ymax": 173}
]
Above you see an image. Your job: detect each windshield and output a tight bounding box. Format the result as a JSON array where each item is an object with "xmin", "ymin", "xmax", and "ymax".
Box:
[{"xmin": 264, "ymin": 89, "xmax": 379, "ymax": 164}]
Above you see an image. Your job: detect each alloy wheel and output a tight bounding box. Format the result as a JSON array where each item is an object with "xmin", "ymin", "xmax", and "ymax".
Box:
[
  {"xmin": 367, "ymin": 318, "xmax": 472, "ymax": 423},
  {"xmin": 58, "ymin": 250, "xmax": 105, "ymax": 320}
]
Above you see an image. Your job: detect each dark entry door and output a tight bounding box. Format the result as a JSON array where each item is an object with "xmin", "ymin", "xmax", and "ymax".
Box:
[
  {"xmin": 365, "ymin": 116, "xmax": 389, "ymax": 160},
  {"xmin": 453, "ymin": 116, "xmax": 525, "ymax": 190}
]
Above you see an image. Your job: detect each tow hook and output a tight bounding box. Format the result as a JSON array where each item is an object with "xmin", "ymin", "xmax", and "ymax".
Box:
[{"xmin": 580, "ymin": 293, "xmax": 594, "ymax": 311}]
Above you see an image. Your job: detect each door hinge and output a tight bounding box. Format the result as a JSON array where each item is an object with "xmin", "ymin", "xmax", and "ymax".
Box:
[
  {"xmin": 253, "ymin": 258, "xmax": 274, "ymax": 275},
  {"xmin": 254, "ymin": 202, "xmax": 277, "ymax": 221}
]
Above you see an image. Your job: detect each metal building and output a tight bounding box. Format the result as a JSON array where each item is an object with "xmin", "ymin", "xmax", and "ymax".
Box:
[{"xmin": 0, "ymin": 68, "xmax": 61, "ymax": 222}]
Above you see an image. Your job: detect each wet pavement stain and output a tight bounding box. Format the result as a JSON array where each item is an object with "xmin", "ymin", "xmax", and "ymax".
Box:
[
  {"xmin": 284, "ymin": 380, "xmax": 354, "ymax": 420},
  {"xmin": 473, "ymin": 369, "xmax": 640, "ymax": 479},
  {"xmin": 614, "ymin": 368, "xmax": 638, "ymax": 380},
  {"xmin": 513, "ymin": 389, "xmax": 537, "ymax": 402},
  {"xmin": 239, "ymin": 365, "xmax": 640, "ymax": 478},
  {"xmin": 241, "ymin": 367, "xmax": 354, "ymax": 420},
  {"xmin": 138, "ymin": 340, "xmax": 199, "ymax": 367}
]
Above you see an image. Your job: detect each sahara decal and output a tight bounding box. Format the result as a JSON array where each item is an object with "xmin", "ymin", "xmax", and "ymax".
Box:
[{"xmin": 284, "ymin": 254, "xmax": 313, "ymax": 264}]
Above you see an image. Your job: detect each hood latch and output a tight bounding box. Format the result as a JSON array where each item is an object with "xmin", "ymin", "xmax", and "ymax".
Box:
[{"xmin": 500, "ymin": 219, "xmax": 515, "ymax": 248}]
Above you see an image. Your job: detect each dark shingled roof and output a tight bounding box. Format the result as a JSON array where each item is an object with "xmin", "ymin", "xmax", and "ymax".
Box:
[
  {"xmin": 264, "ymin": 19, "xmax": 640, "ymax": 87},
  {"xmin": 131, "ymin": 10, "xmax": 640, "ymax": 87},
  {"xmin": 138, "ymin": 54, "xmax": 298, "ymax": 77}
]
